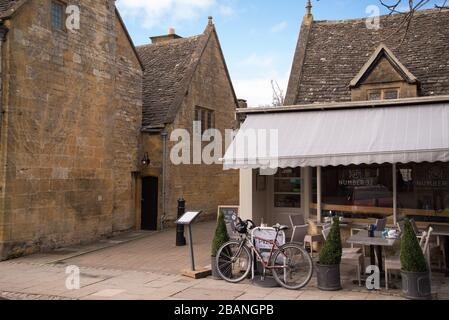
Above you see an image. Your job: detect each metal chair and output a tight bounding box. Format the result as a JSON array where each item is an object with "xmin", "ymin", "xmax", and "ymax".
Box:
[
  {"xmin": 385, "ymin": 227, "xmax": 433, "ymax": 290},
  {"xmin": 322, "ymin": 226, "xmax": 364, "ymax": 286},
  {"xmin": 289, "ymin": 215, "xmax": 309, "ymax": 244}
]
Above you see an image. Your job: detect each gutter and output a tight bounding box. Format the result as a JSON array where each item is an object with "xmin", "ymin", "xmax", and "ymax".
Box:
[{"xmin": 237, "ymin": 95, "xmax": 449, "ymax": 115}]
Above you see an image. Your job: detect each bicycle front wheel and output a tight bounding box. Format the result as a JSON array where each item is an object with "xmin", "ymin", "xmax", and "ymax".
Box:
[
  {"xmin": 216, "ymin": 240, "xmax": 252, "ymax": 283},
  {"xmin": 271, "ymin": 243, "xmax": 313, "ymax": 290}
]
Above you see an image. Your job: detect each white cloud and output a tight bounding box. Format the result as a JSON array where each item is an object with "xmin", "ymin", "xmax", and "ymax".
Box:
[
  {"xmin": 233, "ymin": 77, "xmax": 288, "ymax": 107},
  {"xmin": 270, "ymin": 21, "xmax": 288, "ymax": 33},
  {"xmin": 240, "ymin": 53, "xmax": 274, "ymax": 68},
  {"xmin": 219, "ymin": 5, "xmax": 234, "ymax": 16},
  {"xmin": 116, "ymin": 0, "xmax": 235, "ymax": 28}
]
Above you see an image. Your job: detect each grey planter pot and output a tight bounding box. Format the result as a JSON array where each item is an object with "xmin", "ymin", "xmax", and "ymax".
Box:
[
  {"xmin": 401, "ymin": 270, "xmax": 432, "ymax": 300},
  {"xmin": 316, "ymin": 263, "xmax": 342, "ymax": 291}
]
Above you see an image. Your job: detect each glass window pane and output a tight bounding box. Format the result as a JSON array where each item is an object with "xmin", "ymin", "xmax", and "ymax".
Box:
[
  {"xmin": 275, "ymin": 194, "xmax": 301, "ymax": 208},
  {"xmin": 274, "ymin": 167, "xmax": 301, "ymax": 208},
  {"xmin": 368, "ymin": 91, "xmax": 381, "ymax": 101},
  {"xmin": 52, "ymin": 2, "xmax": 64, "ymax": 30},
  {"xmin": 207, "ymin": 111, "xmax": 213, "ymax": 129},
  {"xmin": 384, "ymin": 90, "xmax": 399, "ymax": 100},
  {"xmin": 397, "ymin": 162, "xmax": 449, "ymax": 223}
]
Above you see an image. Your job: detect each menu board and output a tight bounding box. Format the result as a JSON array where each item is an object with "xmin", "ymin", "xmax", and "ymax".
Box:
[
  {"xmin": 218, "ymin": 206, "xmax": 240, "ymax": 238},
  {"xmin": 176, "ymin": 211, "xmax": 202, "ymax": 225}
]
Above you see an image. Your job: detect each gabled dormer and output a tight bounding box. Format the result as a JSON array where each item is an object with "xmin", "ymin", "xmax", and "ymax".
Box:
[{"xmin": 350, "ymin": 44, "xmax": 418, "ymax": 101}]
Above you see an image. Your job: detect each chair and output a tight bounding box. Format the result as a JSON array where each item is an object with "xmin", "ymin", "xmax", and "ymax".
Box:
[
  {"xmin": 322, "ymin": 226, "xmax": 364, "ymax": 286},
  {"xmin": 385, "ymin": 227, "xmax": 433, "ymax": 290},
  {"xmin": 289, "ymin": 215, "xmax": 308, "ymax": 244}
]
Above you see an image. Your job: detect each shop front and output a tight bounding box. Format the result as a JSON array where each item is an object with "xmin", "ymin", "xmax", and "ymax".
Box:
[{"xmin": 224, "ymin": 97, "xmax": 449, "ymax": 231}]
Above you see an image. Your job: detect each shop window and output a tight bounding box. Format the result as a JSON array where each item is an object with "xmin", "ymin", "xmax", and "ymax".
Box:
[
  {"xmin": 312, "ymin": 162, "xmax": 449, "ymax": 224},
  {"xmin": 51, "ymin": 1, "xmax": 65, "ymax": 31},
  {"xmin": 397, "ymin": 162, "xmax": 449, "ymax": 223},
  {"xmin": 274, "ymin": 168, "xmax": 301, "ymax": 208}
]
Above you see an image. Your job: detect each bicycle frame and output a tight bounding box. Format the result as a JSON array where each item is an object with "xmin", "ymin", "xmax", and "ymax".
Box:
[{"xmin": 237, "ymin": 229, "xmax": 287, "ymax": 270}]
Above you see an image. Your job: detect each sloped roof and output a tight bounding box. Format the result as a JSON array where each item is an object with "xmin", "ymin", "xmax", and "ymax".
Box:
[
  {"xmin": 285, "ymin": 9, "xmax": 449, "ymax": 105},
  {"xmin": 138, "ymin": 24, "xmax": 237, "ymax": 129},
  {"xmin": 137, "ymin": 33, "xmax": 208, "ymax": 128},
  {"xmin": 349, "ymin": 44, "xmax": 417, "ymax": 87},
  {"xmin": 0, "ymin": 0, "xmax": 24, "ymax": 17}
]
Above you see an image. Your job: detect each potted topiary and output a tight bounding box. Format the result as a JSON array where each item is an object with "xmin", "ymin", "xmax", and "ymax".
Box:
[
  {"xmin": 316, "ymin": 218, "xmax": 343, "ymax": 291},
  {"xmin": 211, "ymin": 212, "xmax": 230, "ymax": 279},
  {"xmin": 400, "ymin": 219, "xmax": 432, "ymax": 300}
]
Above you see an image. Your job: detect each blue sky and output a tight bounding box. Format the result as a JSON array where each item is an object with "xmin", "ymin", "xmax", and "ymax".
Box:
[{"xmin": 116, "ymin": 0, "xmax": 437, "ymax": 106}]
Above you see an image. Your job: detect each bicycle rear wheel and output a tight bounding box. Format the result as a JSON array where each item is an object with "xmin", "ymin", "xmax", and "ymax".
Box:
[
  {"xmin": 271, "ymin": 243, "xmax": 313, "ymax": 290},
  {"xmin": 216, "ymin": 240, "xmax": 252, "ymax": 283}
]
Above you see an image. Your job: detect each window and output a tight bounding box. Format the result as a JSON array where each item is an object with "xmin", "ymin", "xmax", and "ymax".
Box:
[
  {"xmin": 312, "ymin": 162, "xmax": 449, "ymax": 224},
  {"xmin": 51, "ymin": 1, "xmax": 65, "ymax": 31},
  {"xmin": 194, "ymin": 107, "xmax": 215, "ymax": 132},
  {"xmin": 368, "ymin": 89, "xmax": 399, "ymax": 101},
  {"xmin": 274, "ymin": 168, "xmax": 301, "ymax": 208},
  {"xmin": 384, "ymin": 90, "xmax": 399, "ymax": 100}
]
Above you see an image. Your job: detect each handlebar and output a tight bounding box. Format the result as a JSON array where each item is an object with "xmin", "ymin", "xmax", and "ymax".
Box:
[{"xmin": 237, "ymin": 218, "xmax": 256, "ymax": 230}]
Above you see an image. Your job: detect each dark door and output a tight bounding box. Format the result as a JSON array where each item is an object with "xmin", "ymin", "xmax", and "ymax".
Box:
[{"xmin": 141, "ymin": 176, "xmax": 158, "ymax": 230}]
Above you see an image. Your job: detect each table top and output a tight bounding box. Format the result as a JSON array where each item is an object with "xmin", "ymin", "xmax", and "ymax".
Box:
[
  {"xmin": 430, "ymin": 225, "xmax": 449, "ymax": 237},
  {"xmin": 347, "ymin": 230, "xmax": 397, "ymax": 247}
]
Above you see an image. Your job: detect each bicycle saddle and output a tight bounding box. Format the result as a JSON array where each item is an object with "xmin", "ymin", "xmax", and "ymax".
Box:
[{"xmin": 272, "ymin": 223, "xmax": 289, "ymax": 231}]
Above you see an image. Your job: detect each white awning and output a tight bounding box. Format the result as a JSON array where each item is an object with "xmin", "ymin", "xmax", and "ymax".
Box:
[{"xmin": 223, "ymin": 103, "xmax": 449, "ymax": 169}]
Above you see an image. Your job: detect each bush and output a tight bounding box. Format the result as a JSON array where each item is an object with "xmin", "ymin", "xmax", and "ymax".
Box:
[
  {"xmin": 319, "ymin": 218, "xmax": 342, "ymax": 266},
  {"xmin": 211, "ymin": 213, "xmax": 230, "ymax": 257},
  {"xmin": 400, "ymin": 219, "xmax": 428, "ymax": 273}
]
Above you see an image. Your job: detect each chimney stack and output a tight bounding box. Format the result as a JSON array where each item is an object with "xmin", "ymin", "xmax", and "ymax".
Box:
[{"xmin": 150, "ymin": 27, "xmax": 182, "ymax": 44}]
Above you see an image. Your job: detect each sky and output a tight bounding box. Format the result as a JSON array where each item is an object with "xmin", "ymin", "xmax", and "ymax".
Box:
[{"xmin": 116, "ymin": 0, "xmax": 438, "ymax": 107}]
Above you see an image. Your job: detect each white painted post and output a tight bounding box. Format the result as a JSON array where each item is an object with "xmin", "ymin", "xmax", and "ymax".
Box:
[
  {"xmin": 317, "ymin": 166, "xmax": 322, "ymax": 223},
  {"xmin": 393, "ymin": 163, "xmax": 397, "ymax": 225}
]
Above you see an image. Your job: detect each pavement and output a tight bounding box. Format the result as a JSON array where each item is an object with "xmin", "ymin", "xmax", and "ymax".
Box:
[{"xmin": 0, "ymin": 221, "xmax": 448, "ymax": 300}]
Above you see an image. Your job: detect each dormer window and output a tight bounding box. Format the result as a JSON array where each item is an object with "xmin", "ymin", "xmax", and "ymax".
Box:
[
  {"xmin": 368, "ymin": 88, "xmax": 399, "ymax": 101},
  {"xmin": 350, "ymin": 44, "xmax": 418, "ymax": 102}
]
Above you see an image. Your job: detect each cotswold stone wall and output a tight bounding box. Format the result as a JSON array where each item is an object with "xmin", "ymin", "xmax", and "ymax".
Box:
[
  {"xmin": 165, "ymin": 31, "xmax": 239, "ymax": 223},
  {"xmin": 0, "ymin": 0, "xmax": 142, "ymax": 259},
  {"xmin": 140, "ymin": 31, "xmax": 239, "ymax": 227}
]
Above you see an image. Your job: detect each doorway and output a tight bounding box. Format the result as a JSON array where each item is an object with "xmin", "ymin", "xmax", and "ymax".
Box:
[{"xmin": 141, "ymin": 176, "xmax": 159, "ymax": 230}]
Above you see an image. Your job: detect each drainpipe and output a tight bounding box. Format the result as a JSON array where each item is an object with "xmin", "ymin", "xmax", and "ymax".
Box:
[{"xmin": 161, "ymin": 130, "xmax": 168, "ymax": 230}]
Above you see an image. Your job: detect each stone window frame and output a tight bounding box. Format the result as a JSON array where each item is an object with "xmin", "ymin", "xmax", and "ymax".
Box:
[
  {"xmin": 51, "ymin": 0, "xmax": 67, "ymax": 32},
  {"xmin": 194, "ymin": 106, "xmax": 215, "ymax": 132},
  {"xmin": 367, "ymin": 87, "xmax": 400, "ymax": 101}
]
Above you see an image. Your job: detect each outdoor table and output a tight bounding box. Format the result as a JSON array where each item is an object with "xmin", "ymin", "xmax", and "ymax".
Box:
[{"xmin": 347, "ymin": 230, "xmax": 397, "ymax": 273}]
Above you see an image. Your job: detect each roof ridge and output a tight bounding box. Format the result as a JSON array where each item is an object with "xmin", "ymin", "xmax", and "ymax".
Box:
[
  {"xmin": 136, "ymin": 34, "xmax": 205, "ymax": 49},
  {"xmin": 313, "ymin": 7, "xmax": 446, "ymax": 24}
]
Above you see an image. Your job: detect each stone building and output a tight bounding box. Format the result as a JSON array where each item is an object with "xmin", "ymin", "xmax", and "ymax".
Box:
[
  {"xmin": 136, "ymin": 18, "xmax": 239, "ymax": 230},
  {"xmin": 0, "ymin": 0, "xmax": 143, "ymax": 259},
  {"xmin": 225, "ymin": 4, "xmax": 449, "ymax": 237}
]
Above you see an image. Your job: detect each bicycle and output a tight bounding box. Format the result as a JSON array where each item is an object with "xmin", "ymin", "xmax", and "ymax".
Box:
[{"xmin": 215, "ymin": 218, "xmax": 314, "ymax": 290}]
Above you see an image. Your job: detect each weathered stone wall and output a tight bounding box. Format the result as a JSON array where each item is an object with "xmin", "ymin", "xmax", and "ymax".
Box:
[
  {"xmin": 0, "ymin": 0, "xmax": 142, "ymax": 259},
  {"xmin": 140, "ymin": 30, "xmax": 239, "ymax": 227},
  {"xmin": 164, "ymin": 31, "xmax": 239, "ymax": 223}
]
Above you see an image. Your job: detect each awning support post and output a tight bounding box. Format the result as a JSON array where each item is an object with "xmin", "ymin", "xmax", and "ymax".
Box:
[
  {"xmin": 317, "ymin": 166, "xmax": 322, "ymax": 223},
  {"xmin": 393, "ymin": 163, "xmax": 398, "ymax": 226}
]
